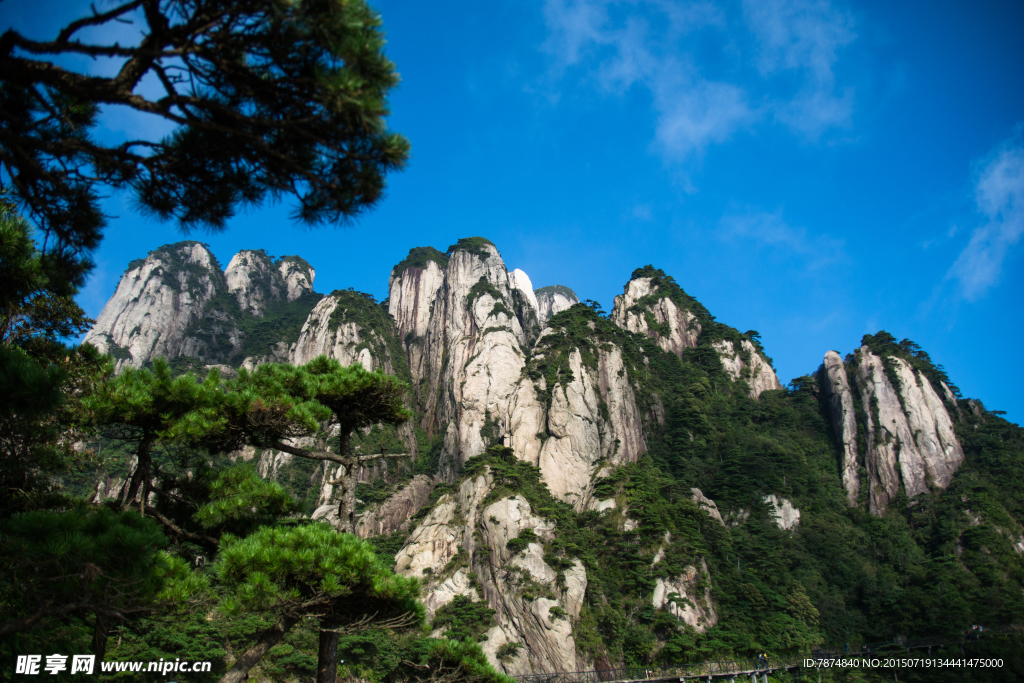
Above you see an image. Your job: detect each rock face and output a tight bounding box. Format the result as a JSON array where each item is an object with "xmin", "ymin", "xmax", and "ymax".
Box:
[
  {"xmin": 86, "ymin": 237, "xmax": 992, "ymax": 676},
  {"xmin": 609, "ymin": 271, "xmax": 781, "ymax": 398},
  {"xmin": 291, "ymin": 293, "xmax": 396, "ymax": 373},
  {"xmin": 712, "ymin": 339, "xmax": 784, "ymax": 398},
  {"xmin": 763, "ymin": 494, "xmax": 800, "ymax": 530},
  {"xmin": 611, "ymin": 277, "xmax": 700, "ymax": 358},
  {"xmin": 509, "ymin": 346, "xmax": 646, "ymax": 510},
  {"xmin": 389, "ymin": 256, "xmax": 447, "ymax": 387},
  {"xmin": 355, "ymin": 475, "xmax": 436, "ymax": 538},
  {"xmin": 84, "ymin": 242, "xmax": 227, "ymax": 369},
  {"xmin": 534, "ymin": 285, "xmax": 579, "ymax": 323},
  {"xmin": 394, "ymin": 470, "xmax": 587, "ymax": 676},
  {"xmin": 691, "ymin": 488, "xmax": 725, "ymax": 525},
  {"xmin": 820, "ymin": 347, "xmax": 965, "ymax": 516},
  {"xmin": 224, "ymin": 250, "xmax": 314, "ymax": 316},
  {"xmin": 85, "ymin": 242, "xmax": 317, "ymax": 369},
  {"xmin": 652, "ymin": 559, "xmax": 718, "ymax": 633},
  {"xmin": 415, "ymin": 240, "xmax": 532, "ymax": 476},
  {"xmin": 819, "ymin": 351, "xmax": 861, "ymax": 505},
  {"xmin": 509, "ymin": 269, "xmax": 540, "ymax": 315}
]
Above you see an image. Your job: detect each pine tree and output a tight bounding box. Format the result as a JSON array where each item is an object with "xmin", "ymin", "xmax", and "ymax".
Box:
[
  {"xmin": 212, "ymin": 357, "xmax": 413, "ymax": 534},
  {"xmin": 214, "ymin": 524, "xmax": 423, "ymax": 683},
  {"xmin": 0, "ymin": 0, "xmax": 410, "ymax": 288}
]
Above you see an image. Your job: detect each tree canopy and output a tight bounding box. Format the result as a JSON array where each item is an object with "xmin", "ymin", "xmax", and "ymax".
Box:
[{"xmin": 0, "ymin": 0, "xmax": 410, "ymax": 286}]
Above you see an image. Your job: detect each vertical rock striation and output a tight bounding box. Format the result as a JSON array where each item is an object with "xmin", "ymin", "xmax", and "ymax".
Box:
[
  {"xmin": 84, "ymin": 242, "xmax": 225, "ymax": 369},
  {"xmin": 819, "ymin": 350, "xmax": 861, "ymax": 505},
  {"xmin": 820, "ymin": 346, "xmax": 965, "ymax": 516},
  {"xmin": 389, "ymin": 253, "xmax": 447, "ymax": 387},
  {"xmin": 511, "ymin": 347, "xmax": 646, "ymax": 510},
  {"xmin": 417, "ymin": 240, "xmax": 530, "ymax": 476},
  {"xmin": 394, "ymin": 470, "xmax": 587, "ymax": 676}
]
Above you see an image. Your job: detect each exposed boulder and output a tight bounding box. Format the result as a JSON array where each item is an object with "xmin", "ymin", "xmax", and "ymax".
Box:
[
  {"xmin": 763, "ymin": 494, "xmax": 800, "ymax": 530},
  {"xmin": 691, "ymin": 488, "xmax": 725, "ymax": 525},
  {"xmin": 652, "ymin": 559, "xmax": 718, "ymax": 633},
  {"xmin": 355, "ymin": 475, "xmax": 436, "ymax": 538}
]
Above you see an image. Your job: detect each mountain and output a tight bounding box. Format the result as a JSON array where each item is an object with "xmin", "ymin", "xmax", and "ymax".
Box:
[
  {"xmin": 84, "ymin": 242, "xmax": 320, "ymax": 371},
  {"xmin": 82, "ymin": 237, "xmax": 1024, "ymax": 679}
]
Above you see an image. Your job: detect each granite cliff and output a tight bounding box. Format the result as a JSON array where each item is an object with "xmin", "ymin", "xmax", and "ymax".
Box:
[{"xmin": 82, "ymin": 238, "xmax": 1020, "ymax": 677}]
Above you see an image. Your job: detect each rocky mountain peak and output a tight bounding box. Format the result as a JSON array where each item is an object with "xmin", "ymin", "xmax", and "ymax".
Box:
[
  {"xmin": 610, "ymin": 267, "xmax": 702, "ymax": 358},
  {"xmin": 818, "ymin": 333, "xmax": 966, "ymax": 515},
  {"xmin": 225, "ymin": 250, "xmax": 315, "ymax": 316},
  {"xmin": 277, "ymin": 256, "xmax": 315, "ymax": 301},
  {"xmin": 84, "ymin": 241, "xmax": 225, "ymax": 369},
  {"xmin": 508, "ymin": 268, "xmax": 540, "ymax": 314},
  {"xmin": 610, "ymin": 266, "xmax": 781, "ymax": 398},
  {"xmin": 389, "ymin": 248, "xmax": 448, "ymax": 342},
  {"xmin": 225, "ymin": 250, "xmax": 279, "ymax": 315},
  {"xmin": 534, "ymin": 285, "xmax": 579, "ymax": 323}
]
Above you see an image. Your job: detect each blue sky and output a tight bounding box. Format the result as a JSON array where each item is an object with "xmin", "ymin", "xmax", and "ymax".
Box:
[{"xmin": 5, "ymin": 0, "xmax": 1023, "ymax": 423}]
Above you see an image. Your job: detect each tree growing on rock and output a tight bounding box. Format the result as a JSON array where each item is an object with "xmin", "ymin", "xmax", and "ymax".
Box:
[{"xmin": 210, "ymin": 356, "xmax": 412, "ymax": 533}]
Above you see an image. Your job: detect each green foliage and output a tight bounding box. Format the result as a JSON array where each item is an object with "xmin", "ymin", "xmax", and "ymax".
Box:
[
  {"xmin": 392, "ymin": 246, "xmax": 450, "ymax": 276},
  {"xmin": 1, "ymin": 0, "xmax": 410, "ymax": 285},
  {"xmin": 859, "ymin": 331, "xmax": 960, "ymax": 398},
  {"xmin": 496, "ymin": 641, "xmax": 523, "ymax": 660},
  {"xmin": 0, "ymin": 507, "xmax": 174, "ymax": 637},
  {"xmin": 505, "ymin": 528, "xmax": 538, "ymax": 555},
  {"xmin": 216, "ymin": 523, "xmax": 425, "ymax": 627},
  {"xmin": 447, "ymin": 236, "xmax": 496, "ymax": 259},
  {"xmin": 194, "ymin": 464, "xmax": 298, "ymax": 537},
  {"xmin": 212, "ymin": 356, "xmax": 411, "ymax": 452},
  {"xmin": 0, "ymin": 199, "xmax": 104, "ymax": 513},
  {"xmin": 534, "ymin": 284, "xmax": 578, "ymax": 300},
  {"xmin": 432, "ymin": 595, "xmax": 496, "ymax": 642},
  {"xmin": 467, "ymin": 276, "xmax": 506, "ymax": 310},
  {"xmin": 336, "ymin": 631, "xmax": 513, "ymax": 683},
  {"xmin": 236, "ymin": 290, "xmax": 323, "ymax": 360},
  {"xmin": 367, "ymin": 531, "xmax": 410, "ymax": 570}
]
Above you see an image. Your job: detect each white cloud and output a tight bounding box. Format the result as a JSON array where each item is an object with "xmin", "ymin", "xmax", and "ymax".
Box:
[
  {"xmin": 743, "ymin": 0, "xmax": 855, "ymax": 135},
  {"xmin": 541, "ymin": 0, "xmax": 857, "ymax": 160},
  {"xmin": 720, "ymin": 209, "xmax": 845, "ymax": 268},
  {"xmin": 949, "ymin": 128, "xmax": 1024, "ymax": 300}
]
